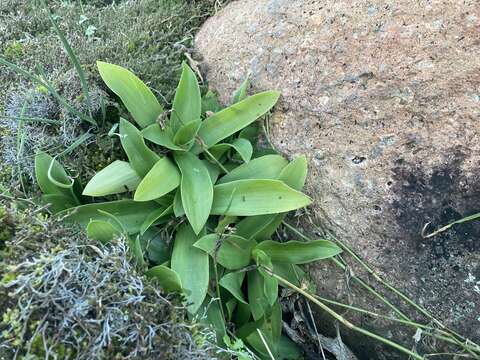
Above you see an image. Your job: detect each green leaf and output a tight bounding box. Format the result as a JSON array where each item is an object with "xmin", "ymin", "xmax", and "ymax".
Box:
[
  {"xmin": 120, "ymin": 118, "xmax": 160, "ymax": 177},
  {"xmin": 60, "ymin": 200, "xmax": 159, "ymax": 234},
  {"xmin": 225, "ymin": 298, "xmax": 237, "ymax": 321},
  {"xmin": 238, "ymin": 122, "xmax": 259, "ymax": 143},
  {"xmin": 247, "ymin": 271, "xmax": 269, "ymax": 321},
  {"xmin": 234, "ymin": 302, "xmax": 251, "ymax": 328},
  {"xmin": 253, "ymin": 250, "xmax": 278, "ymax": 306},
  {"xmin": 35, "ymin": 151, "xmax": 75, "ymax": 198},
  {"xmin": 97, "ymin": 61, "xmax": 163, "ymax": 128},
  {"xmin": 41, "ymin": 194, "xmax": 78, "ymax": 213},
  {"xmin": 202, "ymin": 160, "xmax": 221, "ymax": 184},
  {"xmin": 234, "ymin": 155, "xmax": 309, "ymax": 240},
  {"xmin": 210, "ymin": 138, "xmax": 253, "ymax": 164},
  {"xmin": 83, "ymin": 160, "xmax": 141, "ymax": 197},
  {"xmin": 130, "ymin": 234, "xmax": 146, "ymax": 267},
  {"xmin": 211, "ymin": 179, "xmax": 311, "ymax": 216},
  {"xmin": 278, "ymin": 155, "xmax": 308, "ymax": 191},
  {"xmin": 232, "ymin": 75, "xmax": 250, "ymax": 104},
  {"xmin": 254, "ymin": 240, "xmax": 342, "ymax": 264},
  {"xmin": 202, "ymin": 90, "xmax": 222, "ymax": 114},
  {"xmin": 173, "ymin": 118, "xmax": 201, "ymax": 149},
  {"xmin": 235, "ymin": 214, "xmax": 281, "ymax": 240},
  {"xmin": 173, "ymin": 188, "xmax": 185, "ymax": 217},
  {"xmin": 272, "ymin": 262, "xmax": 305, "ymax": 287},
  {"xmin": 174, "ymin": 152, "xmax": 213, "ymax": 234},
  {"xmin": 47, "ymin": 9, "xmax": 93, "ymax": 120},
  {"xmin": 171, "ymin": 224, "xmax": 209, "ymax": 313},
  {"xmin": 192, "ymin": 91, "xmax": 280, "ymax": 153},
  {"xmin": 201, "ymin": 297, "xmax": 227, "ymax": 343},
  {"xmin": 219, "ymin": 271, "xmax": 247, "ymax": 304},
  {"xmin": 141, "ymin": 124, "xmax": 185, "ymax": 151},
  {"xmin": 193, "ymin": 234, "xmax": 255, "ymax": 270},
  {"xmin": 217, "ymin": 155, "xmax": 287, "ymax": 184},
  {"xmin": 140, "ymin": 229, "xmax": 170, "ymax": 265},
  {"xmin": 170, "ymin": 62, "xmax": 201, "ymax": 133},
  {"xmin": 146, "ymin": 265, "xmax": 183, "ymax": 293},
  {"xmin": 134, "ymin": 158, "xmax": 180, "ymax": 202},
  {"xmin": 277, "ymin": 335, "xmax": 302, "ymax": 360},
  {"xmin": 86, "ymin": 219, "xmax": 120, "ymax": 243},
  {"xmin": 139, "ymin": 205, "xmax": 173, "ymax": 235}
]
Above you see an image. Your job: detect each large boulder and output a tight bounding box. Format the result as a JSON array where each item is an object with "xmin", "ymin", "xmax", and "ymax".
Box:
[{"xmin": 195, "ymin": 0, "xmax": 480, "ymax": 358}]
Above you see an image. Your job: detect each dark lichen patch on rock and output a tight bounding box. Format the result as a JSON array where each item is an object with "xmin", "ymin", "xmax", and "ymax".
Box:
[{"xmin": 389, "ymin": 151, "xmax": 480, "ymax": 258}]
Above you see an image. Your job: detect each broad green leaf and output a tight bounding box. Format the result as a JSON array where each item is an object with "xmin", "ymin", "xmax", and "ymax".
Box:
[
  {"xmin": 225, "ymin": 298, "xmax": 237, "ymax": 321},
  {"xmin": 140, "ymin": 229, "xmax": 170, "ymax": 265},
  {"xmin": 277, "ymin": 335, "xmax": 302, "ymax": 360},
  {"xmin": 86, "ymin": 219, "xmax": 120, "ymax": 243},
  {"xmin": 211, "ymin": 179, "xmax": 311, "ymax": 216},
  {"xmin": 97, "ymin": 61, "xmax": 162, "ymax": 128},
  {"xmin": 253, "ymin": 249, "xmax": 278, "ymax": 306},
  {"xmin": 174, "ymin": 152, "xmax": 213, "ymax": 234},
  {"xmin": 235, "ymin": 214, "xmax": 281, "ymax": 240},
  {"xmin": 134, "ymin": 158, "xmax": 180, "ymax": 201},
  {"xmin": 202, "ymin": 90, "xmax": 222, "ymax": 114},
  {"xmin": 41, "ymin": 194, "xmax": 78, "ymax": 213},
  {"xmin": 217, "ymin": 155, "xmax": 287, "ymax": 184},
  {"xmin": 278, "ymin": 155, "xmax": 308, "ymax": 191},
  {"xmin": 35, "ymin": 152, "xmax": 76, "ymax": 199},
  {"xmin": 247, "ymin": 271, "xmax": 269, "ymax": 321},
  {"xmin": 232, "ymin": 75, "xmax": 250, "ymax": 104},
  {"xmin": 210, "ymin": 138, "xmax": 253, "ymax": 164},
  {"xmin": 235, "ymin": 155, "xmax": 309, "ymax": 240},
  {"xmin": 173, "ymin": 188, "xmax": 185, "ymax": 217},
  {"xmin": 234, "ymin": 302, "xmax": 251, "ymax": 328},
  {"xmin": 83, "ymin": 160, "xmax": 141, "ymax": 196},
  {"xmin": 60, "ymin": 200, "xmax": 159, "ymax": 234},
  {"xmin": 171, "ymin": 224, "xmax": 209, "ymax": 313},
  {"xmin": 120, "ymin": 118, "xmax": 159, "ymax": 177},
  {"xmin": 130, "ymin": 234, "xmax": 146, "ymax": 267},
  {"xmin": 202, "ymin": 160, "xmax": 221, "ymax": 184},
  {"xmin": 140, "ymin": 205, "xmax": 173, "ymax": 235},
  {"xmin": 272, "ymin": 262, "xmax": 305, "ymax": 287},
  {"xmin": 201, "ymin": 297, "xmax": 227, "ymax": 343},
  {"xmin": 173, "ymin": 119, "xmax": 201, "ymax": 148},
  {"xmin": 141, "ymin": 124, "xmax": 185, "ymax": 151},
  {"xmin": 193, "ymin": 234, "xmax": 255, "ymax": 270},
  {"xmin": 254, "ymin": 240, "xmax": 342, "ymax": 264},
  {"xmin": 146, "ymin": 265, "xmax": 183, "ymax": 293},
  {"xmin": 192, "ymin": 91, "xmax": 280, "ymax": 153},
  {"xmin": 219, "ymin": 271, "xmax": 247, "ymax": 304},
  {"xmin": 238, "ymin": 122, "xmax": 259, "ymax": 143},
  {"xmin": 170, "ymin": 62, "xmax": 201, "ymax": 132}
]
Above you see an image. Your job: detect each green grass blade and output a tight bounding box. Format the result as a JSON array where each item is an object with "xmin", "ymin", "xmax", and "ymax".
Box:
[{"xmin": 45, "ymin": 3, "xmax": 93, "ymax": 119}]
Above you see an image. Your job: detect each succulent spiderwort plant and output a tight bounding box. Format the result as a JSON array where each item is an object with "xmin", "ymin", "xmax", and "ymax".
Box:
[{"xmin": 35, "ymin": 61, "xmax": 342, "ymax": 359}]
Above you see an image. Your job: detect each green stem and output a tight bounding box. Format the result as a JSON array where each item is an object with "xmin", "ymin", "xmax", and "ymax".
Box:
[
  {"xmin": 213, "ymin": 258, "xmax": 226, "ymax": 321},
  {"xmin": 282, "ymin": 221, "xmax": 410, "ymax": 320},
  {"xmin": 282, "ymin": 221, "xmax": 480, "ymax": 356},
  {"xmin": 264, "ymin": 266, "xmax": 424, "ymax": 360}
]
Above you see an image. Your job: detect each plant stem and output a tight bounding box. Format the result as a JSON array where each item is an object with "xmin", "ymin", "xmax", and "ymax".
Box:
[
  {"xmin": 282, "ymin": 221, "xmax": 480, "ymax": 356},
  {"xmin": 213, "ymin": 259, "xmax": 226, "ymax": 321},
  {"xmin": 281, "ymin": 221, "xmax": 410, "ymax": 320},
  {"xmin": 263, "ymin": 266, "xmax": 424, "ymax": 360}
]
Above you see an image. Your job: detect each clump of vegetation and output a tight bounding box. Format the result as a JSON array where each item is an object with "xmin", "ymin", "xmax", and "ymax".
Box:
[
  {"xmin": 0, "ymin": 0, "xmax": 223, "ymax": 193},
  {"xmin": 0, "ymin": 199, "xmax": 219, "ymax": 359},
  {"xmin": 33, "ymin": 60, "xmax": 345, "ymax": 359}
]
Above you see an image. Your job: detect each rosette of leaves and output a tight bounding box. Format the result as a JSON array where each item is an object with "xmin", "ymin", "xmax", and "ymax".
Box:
[{"xmin": 34, "ymin": 62, "xmax": 342, "ymax": 359}]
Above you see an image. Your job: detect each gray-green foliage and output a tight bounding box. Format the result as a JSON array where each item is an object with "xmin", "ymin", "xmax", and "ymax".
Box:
[
  {"xmin": 35, "ymin": 62, "xmax": 342, "ymax": 359},
  {"xmin": 0, "ymin": 200, "xmax": 219, "ymax": 360}
]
